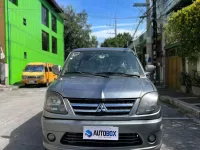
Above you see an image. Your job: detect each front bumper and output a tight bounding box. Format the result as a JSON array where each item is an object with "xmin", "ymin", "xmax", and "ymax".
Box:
[
  {"xmin": 42, "ymin": 117, "xmax": 162, "ymax": 150},
  {"xmin": 22, "ymin": 79, "xmax": 45, "ymax": 85}
]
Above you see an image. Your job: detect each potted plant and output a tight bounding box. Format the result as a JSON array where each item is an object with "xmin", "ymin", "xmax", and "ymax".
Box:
[
  {"xmin": 179, "ymin": 72, "xmax": 186, "ymax": 93},
  {"xmin": 179, "ymin": 72, "xmax": 192, "ymax": 93},
  {"xmin": 191, "ymin": 71, "xmax": 200, "ymax": 96}
]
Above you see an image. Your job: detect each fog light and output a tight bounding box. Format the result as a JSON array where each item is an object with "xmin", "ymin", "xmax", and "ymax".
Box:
[
  {"xmin": 148, "ymin": 134, "xmax": 156, "ymax": 143},
  {"xmin": 47, "ymin": 133, "xmax": 56, "ymax": 142}
]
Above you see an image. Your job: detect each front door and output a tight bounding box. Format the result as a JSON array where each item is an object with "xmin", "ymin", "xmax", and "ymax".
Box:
[
  {"xmin": 48, "ymin": 66, "xmax": 55, "ymax": 83},
  {"xmin": 45, "ymin": 66, "xmax": 49, "ymax": 83},
  {"xmin": 167, "ymin": 56, "xmax": 182, "ymax": 89}
]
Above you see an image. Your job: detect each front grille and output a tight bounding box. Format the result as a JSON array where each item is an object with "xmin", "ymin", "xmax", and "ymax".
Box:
[
  {"xmin": 60, "ymin": 132, "xmax": 143, "ymax": 147},
  {"xmin": 68, "ymin": 98, "xmax": 136, "ymax": 116},
  {"xmin": 27, "ymin": 76, "xmax": 36, "ymax": 79}
]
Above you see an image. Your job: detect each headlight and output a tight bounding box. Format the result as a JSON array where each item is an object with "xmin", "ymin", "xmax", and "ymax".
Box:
[
  {"xmin": 22, "ymin": 76, "xmax": 27, "ymax": 79},
  {"xmin": 136, "ymin": 92, "xmax": 160, "ymax": 115},
  {"xmin": 45, "ymin": 92, "xmax": 67, "ymax": 114}
]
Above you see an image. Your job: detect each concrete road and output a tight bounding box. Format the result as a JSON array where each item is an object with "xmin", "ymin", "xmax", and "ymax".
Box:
[{"xmin": 0, "ymin": 88, "xmax": 200, "ymax": 150}]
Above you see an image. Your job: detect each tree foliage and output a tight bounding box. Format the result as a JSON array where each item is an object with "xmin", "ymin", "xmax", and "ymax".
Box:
[
  {"xmin": 101, "ymin": 33, "xmax": 132, "ymax": 48},
  {"xmin": 63, "ymin": 5, "xmax": 98, "ymax": 58},
  {"xmin": 165, "ymin": 0, "xmax": 200, "ymax": 62}
]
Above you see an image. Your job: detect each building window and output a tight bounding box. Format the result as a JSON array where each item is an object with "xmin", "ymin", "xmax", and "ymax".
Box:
[
  {"xmin": 23, "ymin": 18, "xmax": 26, "ymax": 26},
  {"xmin": 24, "ymin": 52, "xmax": 27, "ymax": 59},
  {"xmin": 42, "ymin": 5, "xmax": 49, "ymax": 27},
  {"xmin": 52, "ymin": 37, "xmax": 57, "ymax": 54},
  {"xmin": 42, "ymin": 31, "xmax": 49, "ymax": 51},
  {"xmin": 9, "ymin": 0, "xmax": 18, "ymax": 6},
  {"xmin": 52, "ymin": 14, "xmax": 57, "ymax": 32}
]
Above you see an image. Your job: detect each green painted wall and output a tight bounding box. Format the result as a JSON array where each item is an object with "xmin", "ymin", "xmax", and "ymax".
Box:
[{"xmin": 5, "ymin": 0, "xmax": 64, "ymax": 84}]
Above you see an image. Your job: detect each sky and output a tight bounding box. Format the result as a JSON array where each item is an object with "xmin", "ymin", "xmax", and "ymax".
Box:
[{"xmin": 56, "ymin": 0, "xmax": 146, "ymax": 44}]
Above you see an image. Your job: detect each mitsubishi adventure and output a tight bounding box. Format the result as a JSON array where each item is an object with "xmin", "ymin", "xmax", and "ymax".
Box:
[{"xmin": 42, "ymin": 48, "xmax": 162, "ymax": 150}]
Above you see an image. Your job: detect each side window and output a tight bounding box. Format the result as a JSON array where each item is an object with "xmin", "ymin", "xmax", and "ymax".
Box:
[
  {"xmin": 49, "ymin": 67, "xmax": 52, "ymax": 72},
  {"xmin": 45, "ymin": 66, "xmax": 48, "ymax": 72}
]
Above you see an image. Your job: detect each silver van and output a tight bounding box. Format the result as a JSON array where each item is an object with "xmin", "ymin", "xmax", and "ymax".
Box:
[{"xmin": 42, "ymin": 48, "xmax": 162, "ymax": 150}]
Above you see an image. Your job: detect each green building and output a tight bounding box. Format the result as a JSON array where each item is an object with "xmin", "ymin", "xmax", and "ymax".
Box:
[{"xmin": 0, "ymin": 0, "xmax": 64, "ymax": 85}]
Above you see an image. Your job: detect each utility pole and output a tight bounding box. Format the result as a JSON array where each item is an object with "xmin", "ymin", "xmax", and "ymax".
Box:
[
  {"xmin": 146, "ymin": 0, "xmax": 152, "ymax": 65},
  {"xmin": 152, "ymin": 0, "xmax": 159, "ymax": 82},
  {"xmin": 107, "ymin": 15, "xmax": 117, "ymax": 37},
  {"xmin": 114, "ymin": 15, "xmax": 117, "ymax": 37},
  {"xmin": 133, "ymin": 1, "xmax": 152, "ymax": 65}
]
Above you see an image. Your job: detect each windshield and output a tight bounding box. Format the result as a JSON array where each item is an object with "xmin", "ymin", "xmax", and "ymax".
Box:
[
  {"xmin": 62, "ymin": 51, "xmax": 144, "ymax": 76},
  {"xmin": 24, "ymin": 65, "xmax": 44, "ymax": 72}
]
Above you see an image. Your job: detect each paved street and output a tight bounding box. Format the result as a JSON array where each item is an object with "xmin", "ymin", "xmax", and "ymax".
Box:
[{"xmin": 0, "ymin": 88, "xmax": 200, "ymax": 150}]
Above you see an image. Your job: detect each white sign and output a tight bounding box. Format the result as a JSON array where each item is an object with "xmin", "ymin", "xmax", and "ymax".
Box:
[
  {"xmin": 28, "ymin": 80, "xmax": 35, "ymax": 84},
  {"xmin": 83, "ymin": 126, "xmax": 119, "ymax": 141},
  {"xmin": 145, "ymin": 54, "xmax": 149, "ymax": 62},
  {"xmin": 0, "ymin": 46, "xmax": 5, "ymax": 60}
]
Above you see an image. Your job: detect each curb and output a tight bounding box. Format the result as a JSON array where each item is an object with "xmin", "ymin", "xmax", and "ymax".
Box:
[
  {"xmin": 160, "ymin": 96, "xmax": 200, "ymax": 118},
  {"xmin": 0, "ymin": 86, "xmax": 20, "ymax": 91}
]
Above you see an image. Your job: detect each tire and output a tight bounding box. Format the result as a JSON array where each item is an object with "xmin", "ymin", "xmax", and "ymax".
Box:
[{"xmin": 24, "ymin": 84, "xmax": 29, "ymax": 88}]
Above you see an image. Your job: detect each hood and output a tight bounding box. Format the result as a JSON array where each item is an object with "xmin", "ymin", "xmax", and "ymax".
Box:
[
  {"xmin": 23, "ymin": 72, "xmax": 44, "ymax": 76},
  {"xmin": 49, "ymin": 76, "xmax": 155, "ymax": 99}
]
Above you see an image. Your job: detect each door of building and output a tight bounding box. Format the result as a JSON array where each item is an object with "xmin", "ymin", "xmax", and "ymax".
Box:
[{"xmin": 167, "ymin": 56, "xmax": 182, "ymax": 89}]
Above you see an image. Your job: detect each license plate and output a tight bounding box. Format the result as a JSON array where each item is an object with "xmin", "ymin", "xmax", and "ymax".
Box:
[
  {"xmin": 28, "ymin": 80, "xmax": 35, "ymax": 84},
  {"xmin": 83, "ymin": 126, "xmax": 119, "ymax": 140}
]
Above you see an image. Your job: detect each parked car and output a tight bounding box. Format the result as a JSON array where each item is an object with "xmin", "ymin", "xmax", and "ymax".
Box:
[
  {"xmin": 22, "ymin": 62, "xmax": 57, "ymax": 86},
  {"xmin": 42, "ymin": 48, "xmax": 162, "ymax": 150}
]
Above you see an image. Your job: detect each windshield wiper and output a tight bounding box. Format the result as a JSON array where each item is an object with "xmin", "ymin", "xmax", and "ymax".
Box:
[
  {"xmin": 64, "ymin": 71, "xmax": 108, "ymax": 78},
  {"xmin": 96, "ymin": 72, "xmax": 140, "ymax": 78}
]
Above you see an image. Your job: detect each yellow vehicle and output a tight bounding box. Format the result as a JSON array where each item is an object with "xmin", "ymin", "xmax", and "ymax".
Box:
[{"xmin": 22, "ymin": 62, "xmax": 58, "ymax": 86}]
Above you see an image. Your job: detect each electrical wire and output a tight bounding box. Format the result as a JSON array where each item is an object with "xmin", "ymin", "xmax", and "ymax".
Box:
[
  {"xmin": 157, "ymin": 0, "xmax": 174, "ymax": 19},
  {"xmin": 1, "ymin": 7, "xmax": 142, "ymax": 20}
]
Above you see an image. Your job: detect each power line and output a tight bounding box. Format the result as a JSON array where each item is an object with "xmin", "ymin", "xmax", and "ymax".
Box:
[
  {"xmin": 88, "ymin": 15, "xmax": 140, "ymax": 20},
  {"xmin": 157, "ymin": 0, "xmax": 174, "ymax": 19}
]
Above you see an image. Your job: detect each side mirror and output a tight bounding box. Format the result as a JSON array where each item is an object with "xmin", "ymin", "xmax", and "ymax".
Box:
[
  {"xmin": 145, "ymin": 72, "xmax": 151, "ymax": 76},
  {"xmin": 145, "ymin": 65, "xmax": 156, "ymax": 73},
  {"xmin": 145, "ymin": 72, "xmax": 151, "ymax": 79},
  {"xmin": 52, "ymin": 65, "xmax": 61, "ymax": 75}
]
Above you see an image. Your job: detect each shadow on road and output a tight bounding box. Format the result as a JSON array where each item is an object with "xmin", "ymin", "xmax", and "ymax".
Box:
[
  {"xmin": 2, "ymin": 112, "xmax": 44, "ymax": 150},
  {"xmin": 19, "ymin": 85, "xmax": 46, "ymax": 89}
]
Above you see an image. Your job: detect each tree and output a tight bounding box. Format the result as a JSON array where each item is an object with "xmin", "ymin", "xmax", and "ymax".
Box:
[
  {"xmin": 89, "ymin": 36, "xmax": 98, "ymax": 47},
  {"xmin": 165, "ymin": 0, "xmax": 200, "ymax": 62},
  {"xmin": 63, "ymin": 5, "xmax": 98, "ymax": 59},
  {"xmin": 101, "ymin": 33, "xmax": 132, "ymax": 48}
]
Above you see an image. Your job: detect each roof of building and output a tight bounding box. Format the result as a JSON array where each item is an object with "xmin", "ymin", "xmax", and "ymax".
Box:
[
  {"xmin": 48, "ymin": 0, "xmax": 63, "ymax": 13},
  {"xmin": 73, "ymin": 47, "xmax": 133, "ymax": 52}
]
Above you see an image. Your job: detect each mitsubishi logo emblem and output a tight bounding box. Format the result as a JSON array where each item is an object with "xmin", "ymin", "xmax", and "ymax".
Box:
[{"xmin": 96, "ymin": 103, "xmax": 107, "ymax": 112}]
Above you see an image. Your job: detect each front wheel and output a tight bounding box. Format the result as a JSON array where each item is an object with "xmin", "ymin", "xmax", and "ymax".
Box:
[{"xmin": 24, "ymin": 84, "xmax": 29, "ymax": 88}]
